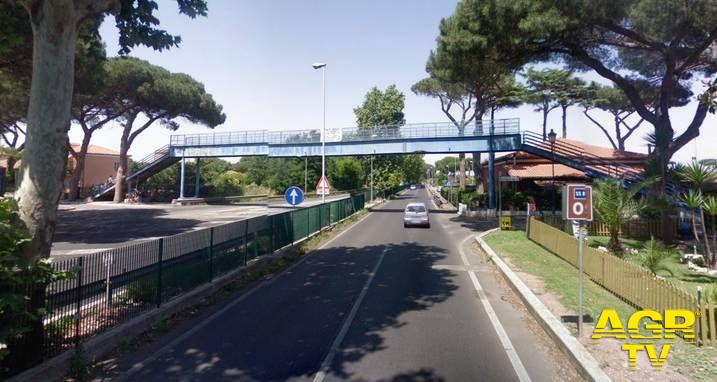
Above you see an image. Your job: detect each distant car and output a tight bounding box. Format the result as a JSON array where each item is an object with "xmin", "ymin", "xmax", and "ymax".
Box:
[
  {"xmin": 404, "ymin": 202, "xmax": 430, "ymax": 228},
  {"xmin": 410, "ymin": 184, "xmax": 417, "ymax": 190}
]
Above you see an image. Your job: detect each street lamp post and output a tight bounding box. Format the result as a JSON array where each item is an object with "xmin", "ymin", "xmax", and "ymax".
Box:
[
  {"xmin": 313, "ymin": 62, "xmax": 327, "ymax": 203},
  {"xmin": 453, "ymin": 156, "xmax": 458, "ymax": 205},
  {"xmin": 370, "ymin": 134, "xmax": 377, "ymax": 202},
  {"xmin": 548, "ymin": 129, "xmax": 557, "ymax": 216},
  {"xmin": 370, "ymin": 154, "xmax": 374, "ymax": 202}
]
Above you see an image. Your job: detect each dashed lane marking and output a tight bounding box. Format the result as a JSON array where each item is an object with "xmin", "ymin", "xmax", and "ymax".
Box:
[{"xmin": 312, "ymin": 246, "xmax": 389, "ymax": 382}]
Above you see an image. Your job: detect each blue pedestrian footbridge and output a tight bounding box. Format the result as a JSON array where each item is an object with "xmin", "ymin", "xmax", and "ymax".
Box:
[{"xmin": 93, "ymin": 118, "xmax": 649, "ymax": 207}]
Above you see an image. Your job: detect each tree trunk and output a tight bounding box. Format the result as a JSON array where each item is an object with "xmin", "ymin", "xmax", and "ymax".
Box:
[
  {"xmin": 67, "ymin": 133, "xmax": 92, "ymax": 200},
  {"xmin": 614, "ymin": 115, "xmax": 625, "ymax": 151},
  {"xmin": 458, "ymin": 153, "xmax": 466, "ymax": 190},
  {"xmin": 561, "ymin": 105, "xmax": 568, "ymax": 138},
  {"xmin": 647, "ymin": 126, "xmax": 676, "ymax": 243},
  {"xmin": 472, "ymin": 152, "xmax": 481, "ymax": 188},
  {"xmin": 114, "ymin": 124, "xmax": 132, "ymax": 203},
  {"xmin": 700, "ymin": 209, "xmax": 713, "ymax": 265},
  {"xmin": 10, "ymin": 2, "xmax": 78, "ymax": 370},
  {"xmin": 542, "ymin": 107, "xmax": 548, "ymax": 139},
  {"xmin": 691, "ymin": 213, "xmax": 700, "ymax": 245},
  {"xmin": 6, "ymin": 157, "xmax": 17, "ymax": 188},
  {"xmin": 712, "ymin": 215, "xmax": 717, "ymax": 268},
  {"xmin": 608, "ymin": 227, "xmax": 623, "ymax": 255},
  {"xmin": 15, "ymin": 2, "xmax": 78, "ymax": 261}
]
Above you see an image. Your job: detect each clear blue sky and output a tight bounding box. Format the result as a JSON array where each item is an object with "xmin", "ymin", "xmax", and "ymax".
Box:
[{"xmin": 71, "ymin": 0, "xmax": 715, "ymax": 164}]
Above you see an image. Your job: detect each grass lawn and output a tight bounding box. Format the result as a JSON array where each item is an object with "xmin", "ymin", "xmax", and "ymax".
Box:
[
  {"xmin": 586, "ymin": 235, "xmax": 645, "ymax": 251},
  {"xmin": 586, "ymin": 236, "xmax": 717, "ymax": 297},
  {"xmin": 485, "ymin": 231, "xmax": 637, "ymax": 329},
  {"xmin": 484, "ymin": 230, "xmax": 717, "ymax": 381}
]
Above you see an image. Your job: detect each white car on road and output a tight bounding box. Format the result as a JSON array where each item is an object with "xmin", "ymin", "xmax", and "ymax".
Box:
[{"xmin": 403, "ymin": 202, "xmax": 430, "ymax": 228}]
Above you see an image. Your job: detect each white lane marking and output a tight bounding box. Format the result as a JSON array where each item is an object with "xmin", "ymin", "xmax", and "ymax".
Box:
[
  {"xmin": 458, "ymin": 236, "xmax": 532, "ymax": 382},
  {"xmin": 118, "ymin": 209, "xmax": 377, "ymax": 380},
  {"xmin": 312, "ymin": 247, "xmax": 388, "ymax": 382}
]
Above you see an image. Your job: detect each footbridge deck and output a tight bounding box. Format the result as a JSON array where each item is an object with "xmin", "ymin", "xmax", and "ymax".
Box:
[{"xmin": 168, "ymin": 119, "xmax": 522, "ymax": 158}]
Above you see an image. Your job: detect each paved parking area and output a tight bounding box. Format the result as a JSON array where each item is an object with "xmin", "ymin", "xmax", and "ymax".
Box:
[
  {"xmin": 51, "ymin": 202, "xmax": 269, "ymax": 256},
  {"xmin": 51, "ymin": 195, "xmax": 351, "ymax": 257}
]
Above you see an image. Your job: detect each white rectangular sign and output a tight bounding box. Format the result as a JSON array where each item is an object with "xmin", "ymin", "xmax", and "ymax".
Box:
[{"xmin": 321, "ymin": 128, "xmax": 343, "ymax": 143}]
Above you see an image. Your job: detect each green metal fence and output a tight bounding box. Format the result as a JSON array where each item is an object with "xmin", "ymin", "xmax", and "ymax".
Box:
[{"xmin": 5, "ymin": 192, "xmax": 369, "ymax": 377}]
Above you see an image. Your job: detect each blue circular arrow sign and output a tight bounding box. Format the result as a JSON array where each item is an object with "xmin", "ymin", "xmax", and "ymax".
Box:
[{"xmin": 284, "ymin": 186, "xmax": 304, "ymax": 206}]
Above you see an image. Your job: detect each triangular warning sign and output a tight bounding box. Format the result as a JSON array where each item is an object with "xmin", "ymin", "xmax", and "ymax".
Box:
[{"xmin": 316, "ymin": 176, "xmax": 331, "ymax": 195}]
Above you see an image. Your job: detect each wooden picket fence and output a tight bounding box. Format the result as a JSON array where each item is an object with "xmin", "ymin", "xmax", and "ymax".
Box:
[
  {"xmin": 540, "ymin": 214, "xmax": 677, "ymax": 239},
  {"xmin": 587, "ymin": 218, "xmax": 677, "ymax": 239},
  {"xmin": 529, "ymin": 217, "xmax": 716, "ymax": 346}
]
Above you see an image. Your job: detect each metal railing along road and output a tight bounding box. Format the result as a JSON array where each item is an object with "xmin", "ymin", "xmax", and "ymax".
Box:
[
  {"xmin": 4, "ymin": 192, "xmax": 380, "ymax": 378},
  {"xmin": 169, "ymin": 119, "xmax": 521, "ymax": 147}
]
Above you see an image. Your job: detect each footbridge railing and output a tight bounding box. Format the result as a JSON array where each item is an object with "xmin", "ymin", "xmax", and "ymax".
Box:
[{"xmin": 169, "ymin": 119, "xmax": 521, "ymax": 147}]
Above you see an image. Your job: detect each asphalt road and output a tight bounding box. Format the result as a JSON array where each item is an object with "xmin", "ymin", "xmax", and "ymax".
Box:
[{"xmin": 110, "ymin": 189, "xmax": 577, "ymax": 381}]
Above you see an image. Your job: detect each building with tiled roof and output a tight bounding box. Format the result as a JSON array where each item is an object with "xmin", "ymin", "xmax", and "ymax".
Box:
[
  {"xmin": 478, "ymin": 138, "xmax": 647, "ymax": 192},
  {"xmin": 1, "ymin": 143, "xmax": 126, "ymax": 197},
  {"xmin": 69, "ymin": 143, "xmax": 121, "ymax": 156}
]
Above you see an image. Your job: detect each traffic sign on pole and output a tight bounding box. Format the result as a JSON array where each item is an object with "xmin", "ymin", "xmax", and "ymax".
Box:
[
  {"xmin": 284, "ymin": 186, "xmax": 304, "ymax": 206},
  {"xmin": 562, "ymin": 183, "xmax": 593, "ymax": 337},
  {"xmin": 316, "ymin": 176, "xmax": 331, "ymax": 196},
  {"xmin": 563, "ymin": 184, "xmax": 593, "ymax": 221}
]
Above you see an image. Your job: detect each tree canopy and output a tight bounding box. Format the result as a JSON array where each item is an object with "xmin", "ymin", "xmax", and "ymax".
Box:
[
  {"xmin": 486, "ymin": 75, "xmax": 525, "ymax": 118},
  {"xmin": 328, "ymin": 158, "xmax": 365, "ymax": 191},
  {"xmin": 411, "ymin": 77, "xmax": 476, "ymax": 132},
  {"xmin": 524, "ymin": 68, "xmax": 583, "ymax": 139},
  {"xmin": 579, "ymin": 82, "xmax": 648, "ymax": 151},
  {"xmin": 354, "ymin": 85, "xmax": 405, "ymax": 128},
  {"xmin": 426, "ymin": 3, "xmax": 526, "ymax": 194},
  {"xmin": 412, "ymin": 76, "xmax": 476, "ymax": 188},
  {"xmin": 351, "ymin": 85, "xmax": 426, "ymax": 193},
  {"xmin": 5, "ymin": 0, "xmax": 212, "ymax": 264},
  {"xmin": 439, "ymin": 0, "xmax": 717, "ymax": 176},
  {"xmin": 108, "ymin": 57, "xmax": 226, "ymax": 202}
]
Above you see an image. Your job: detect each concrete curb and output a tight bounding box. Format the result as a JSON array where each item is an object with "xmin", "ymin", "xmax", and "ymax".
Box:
[
  {"xmin": 475, "ymin": 229, "xmax": 611, "ymax": 382},
  {"xmin": 9, "ymin": 202, "xmax": 383, "ymax": 382}
]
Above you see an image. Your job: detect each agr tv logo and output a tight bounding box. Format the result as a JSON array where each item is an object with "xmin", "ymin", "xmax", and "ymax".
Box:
[{"xmin": 591, "ymin": 309, "xmax": 695, "ymax": 368}]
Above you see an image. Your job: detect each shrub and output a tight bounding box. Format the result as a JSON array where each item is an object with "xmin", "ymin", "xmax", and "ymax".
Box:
[
  {"xmin": 210, "ymin": 170, "xmax": 246, "ymax": 196},
  {"xmin": 468, "ymin": 192, "xmax": 487, "ymax": 209},
  {"xmin": 44, "ymin": 315, "xmax": 75, "ymax": 350},
  {"xmin": 693, "ymin": 256, "xmax": 707, "ymax": 268},
  {"xmin": 639, "ymin": 238, "xmax": 668, "ymax": 275},
  {"xmin": 593, "ymin": 178, "xmax": 651, "ymax": 256},
  {"xmin": 0, "ymin": 198, "xmax": 71, "ymax": 364},
  {"xmin": 124, "ymin": 279, "xmax": 156, "ymax": 305}
]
